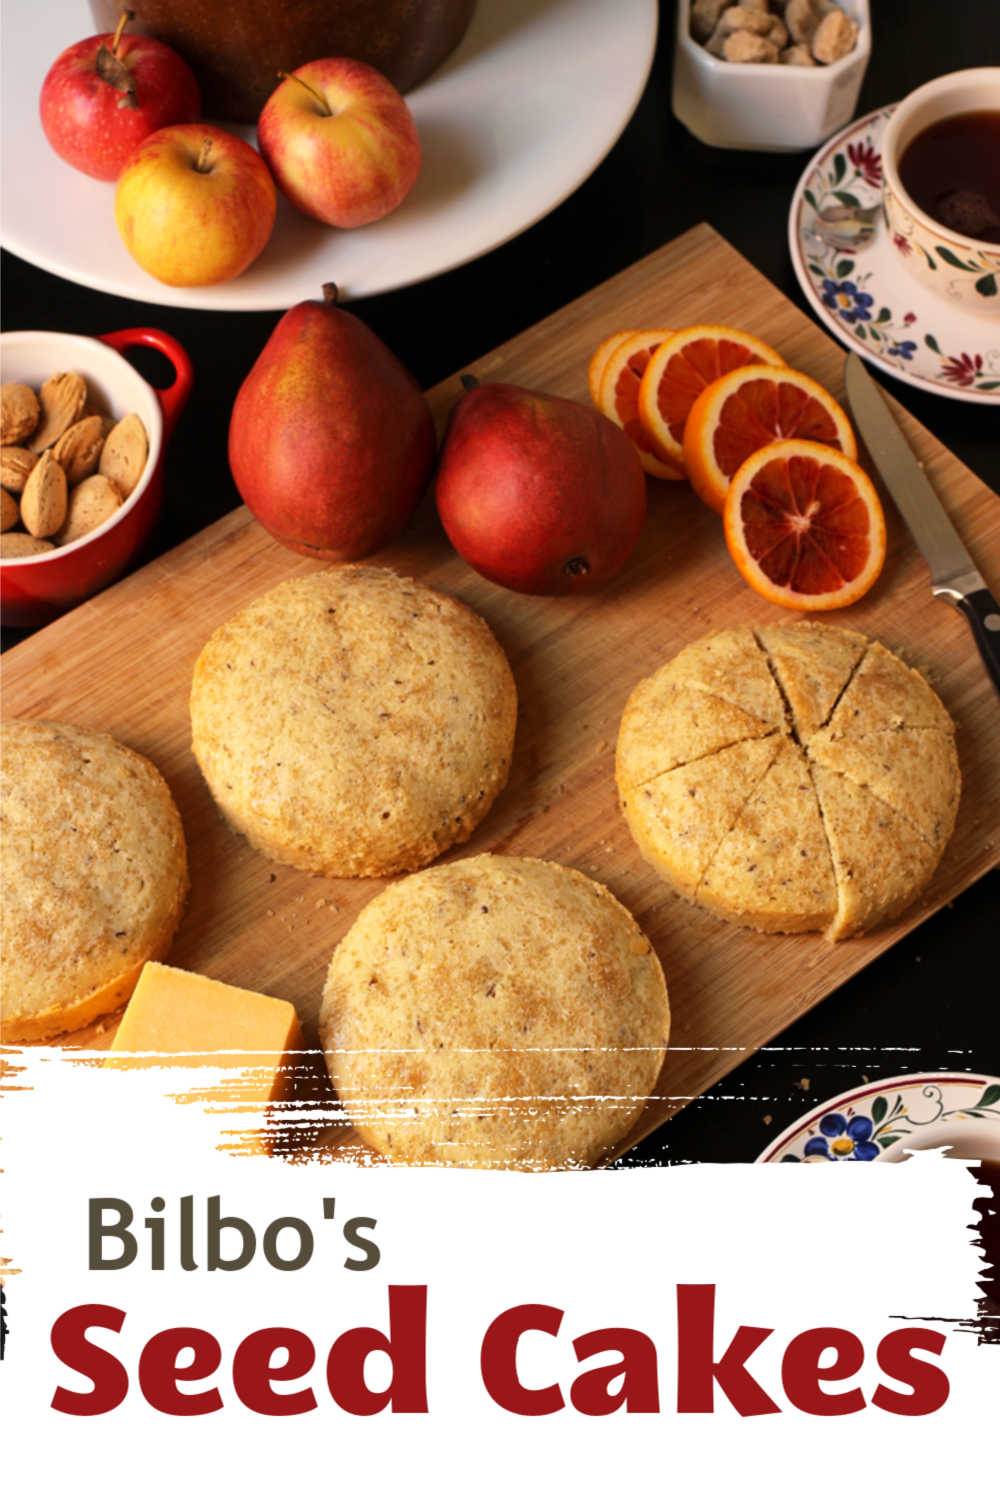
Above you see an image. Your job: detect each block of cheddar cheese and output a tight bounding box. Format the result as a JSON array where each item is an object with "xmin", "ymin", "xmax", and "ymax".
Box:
[{"xmin": 105, "ymin": 962, "xmax": 303, "ymax": 1151}]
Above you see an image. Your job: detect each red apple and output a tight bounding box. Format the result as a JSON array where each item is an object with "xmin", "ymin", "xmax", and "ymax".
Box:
[
  {"xmin": 256, "ymin": 58, "xmax": 421, "ymax": 229},
  {"xmin": 40, "ymin": 11, "xmax": 201, "ymax": 182},
  {"xmin": 115, "ymin": 124, "xmax": 277, "ymax": 286}
]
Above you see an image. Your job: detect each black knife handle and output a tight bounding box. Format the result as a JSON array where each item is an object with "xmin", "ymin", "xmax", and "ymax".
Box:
[{"xmin": 954, "ymin": 588, "xmax": 1000, "ymax": 702}]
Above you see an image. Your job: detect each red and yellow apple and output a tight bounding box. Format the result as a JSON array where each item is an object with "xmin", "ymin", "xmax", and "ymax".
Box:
[
  {"xmin": 114, "ymin": 124, "xmax": 277, "ymax": 286},
  {"xmin": 40, "ymin": 13, "xmax": 200, "ymax": 182},
  {"xmin": 256, "ymin": 58, "xmax": 421, "ymax": 229}
]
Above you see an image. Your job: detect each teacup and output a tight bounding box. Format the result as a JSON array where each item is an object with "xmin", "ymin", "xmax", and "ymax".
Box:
[{"xmin": 881, "ymin": 68, "xmax": 1000, "ymax": 318}]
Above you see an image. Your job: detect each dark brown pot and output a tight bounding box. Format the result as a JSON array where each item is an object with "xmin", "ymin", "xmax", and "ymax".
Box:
[{"xmin": 89, "ymin": 1, "xmax": 477, "ymax": 121}]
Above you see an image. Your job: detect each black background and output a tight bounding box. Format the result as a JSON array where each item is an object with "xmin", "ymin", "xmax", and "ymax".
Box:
[{"xmin": 3, "ymin": 1, "xmax": 998, "ymax": 1160}]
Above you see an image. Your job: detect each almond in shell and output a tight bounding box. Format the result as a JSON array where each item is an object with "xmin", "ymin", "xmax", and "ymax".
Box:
[
  {"xmin": 1, "ymin": 486, "xmax": 19, "ymax": 532},
  {"xmin": 20, "ymin": 450, "xmax": 68, "ymax": 538},
  {"xmin": 98, "ymin": 412, "xmax": 148, "ymax": 498},
  {"xmin": 51, "ymin": 414, "xmax": 107, "ymax": 486},
  {"xmin": 1, "ymin": 446, "xmax": 37, "ymax": 494},
  {"xmin": 1, "ymin": 532, "xmax": 54, "ymax": 558},
  {"xmin": 55, "ymin": 474, "xmax": 123, "ymax": 545},
  {"xmin": 1, "ymin": 383, "xmax": 40, "ymax": 444},
  {"xmin": 30, "ymin": 372, "xmax": 88, "ymax": 454}
]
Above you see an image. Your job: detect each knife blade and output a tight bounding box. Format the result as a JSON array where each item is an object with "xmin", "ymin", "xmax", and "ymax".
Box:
[{"xmin": 844, "ymin": 353, "xmax": 1000, "ymax": 700}]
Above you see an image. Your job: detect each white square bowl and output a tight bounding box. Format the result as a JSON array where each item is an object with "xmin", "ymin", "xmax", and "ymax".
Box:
[{"xmin": 672, "ymin": 1, "xmax": 871, "ymax": 152}]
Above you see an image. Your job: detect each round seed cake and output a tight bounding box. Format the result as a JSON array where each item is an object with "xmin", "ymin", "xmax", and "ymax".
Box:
[
  {"xmin": 320, "ymin": 855, "xmax": 670, "ymax": 1169},
  {"xmin": 616, "ymin": 622, "xmax": 960, "ymax": 941},
  {"xmin": 190, "ymin": 567, "xmax": 517, "ymax": 878},
  {"xmin": 1, "ymin": 719, "xmax": 189, "ymax": 1042}
]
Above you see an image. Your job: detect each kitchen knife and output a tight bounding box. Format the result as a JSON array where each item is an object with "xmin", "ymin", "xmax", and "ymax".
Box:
[{"xmin": 844, "ymin": 353, "xmax": 1000, "ymax": 700}]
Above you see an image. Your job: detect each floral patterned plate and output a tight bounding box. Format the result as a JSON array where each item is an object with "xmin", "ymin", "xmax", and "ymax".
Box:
[
  {"xmin": 757, "ymin": 1073, "xmax": 1000, "ymax": 1163},
  {"xmin": 788, "ymin": 107, "xmax": 1000, "ymax": 405}
]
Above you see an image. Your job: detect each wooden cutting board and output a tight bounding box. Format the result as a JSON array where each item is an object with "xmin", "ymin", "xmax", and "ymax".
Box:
[{"xmin": 5, "ymin": 223, "xmax": 999, "ymax": 1160}]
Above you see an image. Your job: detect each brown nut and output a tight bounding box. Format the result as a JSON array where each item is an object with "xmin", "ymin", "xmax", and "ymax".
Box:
[
  {"xmin": 1, "ymin": 532, "xmax": 55, "ymax": 558},
  {"xmin": 1, "ymin": 383, "xmax": 40, "ymax": 444},
  {"xmin": 55, "ymin": 474, "xmax": 123, "ymax": 545},
  {"xmin": 784, "ymin": 0, "xmax": 824, "ymax": 44},
  {"xmin": 812, "ymin": 9, "xmax": 858, "ymax": 63},
  {"xmin": 98, "ymin": 412, "xmax": 148, "ymax": 499},
  {"xmin": 51, "ymin": 414, "xmax": 108, "ymax": 486},
  {"xmin": 690, "ymin": 0, "xmax": 729, "ymax": 42},
  {"xmin": 1, "ymin": 445, "xmax": 38, "ymax": 494},
  {"xmin": 722, "ymin": 29, "xmax": 780, "ymax": 61},
  {"xmin": 719, "ymin": 6, "xmax": 775, "ymax": 36},
  {"xmin": 781, "ymin": 42, "xmax": 818, "ymax": 63},
  {"xmin": 1, "ymin": 486, "xmax": 19, "ymax": 532},
  {"xmin": 30, "ymin": 371, "xmax": 88, "ymax": 453},
  {"xmin": 20, "ymin": 450, "xmax": 68, "ymax": 538}
]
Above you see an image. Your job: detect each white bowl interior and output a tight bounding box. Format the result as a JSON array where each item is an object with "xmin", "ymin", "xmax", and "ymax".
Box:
[{"xmin": 0, "ymin": 330, "xmax": 163, "ymax": 565}]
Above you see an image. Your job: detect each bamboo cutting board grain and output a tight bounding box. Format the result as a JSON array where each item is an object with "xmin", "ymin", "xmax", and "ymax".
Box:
[{"xmin": 4, "ymin": 224, "xmax": 999, "ymax": 1160}]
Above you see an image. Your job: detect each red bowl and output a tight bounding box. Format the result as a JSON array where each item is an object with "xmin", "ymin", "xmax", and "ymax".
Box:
[{"xmin": 1, "ymin": 326, "xmax": 192, "ymax": 628}]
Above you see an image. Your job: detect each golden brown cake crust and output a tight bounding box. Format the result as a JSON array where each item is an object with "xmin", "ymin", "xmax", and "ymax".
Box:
[
  {"xmin": 320, "ymin": 855, "xmax": 670, "ymax": 1169},
  {"xmin": 190, "ymin": 566, "xmax": 518, "ymax": 878},
  {"xmin": 616, "ymin": 624, "xmax": 959, "ymax": 940},
  {"xmin": 1, "ymin": 719, "xmax": 189, "ymax": 1041}
]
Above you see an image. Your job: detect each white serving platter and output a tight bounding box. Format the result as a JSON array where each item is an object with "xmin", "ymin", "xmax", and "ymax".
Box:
[{"xmin": 0, "ymin": 0, "xmax": 656, "ymax": 309}]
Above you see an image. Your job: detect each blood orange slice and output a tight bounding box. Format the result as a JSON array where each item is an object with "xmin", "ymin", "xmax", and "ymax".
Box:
[
  {"xmin": 595, "ymin": 330, "xmax": 684, "ymax": 480},
  {"xmin": 637, "ymin": 324, "xmax": 784, "ymax": 474},
  {"xmin": 588, "ymin": 329, "xmax": 637, "ymax": 407},
  {"xmin": 683, "ymin": 364, "xmax": 857, "ymax": 514},
  {"xmin": 724, "ymin": 439, "xmax": 886, "ymax": 611}
]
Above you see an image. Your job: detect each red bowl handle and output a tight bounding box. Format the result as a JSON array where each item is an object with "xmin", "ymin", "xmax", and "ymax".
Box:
[{"xmin": 98, "ymin": 327, "xmax": 194, "ymax": 439}]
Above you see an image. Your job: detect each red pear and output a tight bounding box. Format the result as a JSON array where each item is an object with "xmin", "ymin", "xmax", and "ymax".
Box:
[
  {"xmin": 228, "ymin": 284, "xmax": 435, "ymax": 559},
  {"xmin": 435, "ymin": 380, "xmax": 647, "ymax": 594}
]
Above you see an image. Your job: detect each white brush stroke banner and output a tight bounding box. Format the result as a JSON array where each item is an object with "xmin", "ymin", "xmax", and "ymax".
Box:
[{"xmin": 1, "ymin": 1050, "xmax": 997, "ymax": 1497}]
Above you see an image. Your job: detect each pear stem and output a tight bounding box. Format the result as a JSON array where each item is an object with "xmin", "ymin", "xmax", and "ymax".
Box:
[
  {"xmin": 111, "ymin": 9, "xmax": 134, "ymax": 56},
  {"xmin": 280, "ymin": 70, "xmax": 331, "ymax": 116},
  {"xmin": 460, "ymin": 373, "xmax": 480, "ymax": 392}
]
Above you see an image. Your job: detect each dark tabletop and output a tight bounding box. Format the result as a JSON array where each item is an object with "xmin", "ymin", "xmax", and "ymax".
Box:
[{"xmin": 3, "ymin": 1, "xmax": 998, "ymax": 1160}]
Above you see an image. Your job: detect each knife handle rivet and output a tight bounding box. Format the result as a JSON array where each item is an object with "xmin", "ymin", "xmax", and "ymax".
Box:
[{"xmin": 985, "ymin": 614, "xmax": 1000, "ymax": 632}]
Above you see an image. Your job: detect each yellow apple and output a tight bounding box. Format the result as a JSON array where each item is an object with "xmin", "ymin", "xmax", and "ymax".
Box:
[{"xmin": 114, "ymin": 123, "xmax": 277, "ymax": 286}]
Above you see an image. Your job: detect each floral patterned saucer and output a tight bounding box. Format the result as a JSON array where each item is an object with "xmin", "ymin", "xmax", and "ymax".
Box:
[
  {"xmin": 757, "ymin": 1073, "xmax": 1000, "ymax": 1163},
  {"xmin": 788, "ymin": 106, "xmax": 1000, "ymax": 405}
]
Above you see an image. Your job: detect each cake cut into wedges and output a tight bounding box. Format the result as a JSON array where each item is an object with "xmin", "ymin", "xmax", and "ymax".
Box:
[
  {"xmin": 756, "ymin": 619, "xmax": 867, "ymax": 742},
  {"xmin": 320, "ymin": 855, "xmax": 669, "ymax": 1170},
  {"xmin": 698, "ymin": 740, "xmax": 837, "ymax": 933},
  {"xmin": 616, "ymin": 622, "xmax": 959, "ymax": 941}
]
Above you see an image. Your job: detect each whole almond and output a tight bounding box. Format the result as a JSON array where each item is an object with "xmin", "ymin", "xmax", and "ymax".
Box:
[
  {"xmin": 1, "ymin": 532, "xmax": 54, "ymax": 558},
  {"xmin": 1, "ymin": 445, "xmax": 38, "ymax": 493},
  {"xmin": 30, "ymin": 371, "xmax": 88, "ymax": 453},
  {"xmin": 1, "ymin": 486, "xmax": 19, "ymax": 532},
  {"xmin": 51, "ymin": 414, "xmax": 107, "ymax": 486},
  {"xmin": 20, "ymin": 450, "xmax": 68, "ymax": 537},
  {"xmin": 1, "ymin": 382, "xmax": 40, "ymax": 443},
  {"xmin": 56, "ymin": 474, "xmax": 123, "ymax": 545},
  {"xmin": 98, "ymin": 412, "xmax": 148, "ymax": 498}
]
